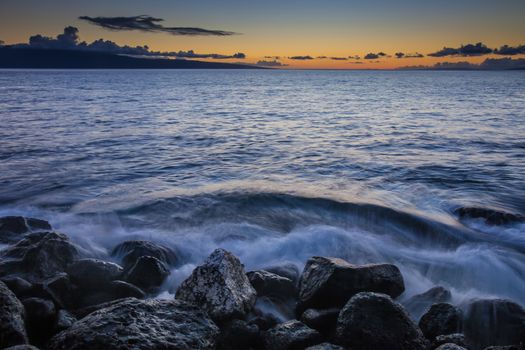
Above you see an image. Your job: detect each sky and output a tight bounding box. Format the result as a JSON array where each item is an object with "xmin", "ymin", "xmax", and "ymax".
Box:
[{"xmin": 1, "ymin": 0, "xmax": 524, "ymax": 69}]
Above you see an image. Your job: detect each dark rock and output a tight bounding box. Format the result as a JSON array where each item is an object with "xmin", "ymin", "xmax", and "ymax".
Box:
[
  {"xmin": 431, "ymin": 333, "xmax": 468, "ymax": 349},
  {"xmin": 483, "ymin": 346, "xmax": 521, "ymax": 350},
  {"xmin": 0, "ymin": 280, "xmax": 28, "ymax": 348},
  {"xmin": 247, "ymin": 308, "xmax": 280, "ymax": 331},
  {"xmin": 463, "ymin": 298, "xmax": 525, "ymax": 350},
  {"xmin": 109, "ymin": 280, "xmax": 145, "ymax": 299},
  {"xmin": 22, "ymin": 297, "xmax": 57, "ymax": 345},
  {"xmin": 335, "ymin": 292, "xmax": 428, "ymax": 350},
  {"xmin": 264, "ymin": 320, "xmax": 323, "ymax": 350},
  {"xmin": 41, "ymin": 273, "xmax": 74, "ymax": 309},
  {"xmin": 248, "ymin": 270, "xmax": 297, "ymax": 300},
  {"xmin": 66, "ymin": 258, "xmax": 123, "ymax": 289},
  {"xmin": 305, "ymin": 344, "xmax": 346, "ymax": 350},
  {"xmin": 1, "ymin": 276, "xmax": 33, "ymax": 298},
  {"xmin": 301, "ymin": 308, "xmax": 340, "ymax": 334},
  {"xmin": 48, "ymin": 298, "xmax": 220, "ymax": 350},
  {"xmin": 55, "ymin": 309, "xmax": 76, "ymax": 332},
  {"xmin": 298, "ymin": 256, "xmax": 405, "ymax": 313},
  {"xmin": 0, "ymin": 232, "xmax": 78, "ymax": 281},
  {"xmin": 111, "ymin": 240, "xmax": 178, "ymax": 269},
  {"xmin": 217, "ymin": 319, "xmax": 260, "ymax": 350},
  {"xmin": 419, "ymin": 303, "xmax": 463, "ymax": 340},
  {"xmin": 455, "ymin": 207, "xmax": 524, "ymax": 225},
  {"xmin": 264, "ymin": 263, "xmax": 301, "ymax": 285},
  {"xmin": 0, "ymin": 216, "xmax": 51, "ymax": 244},
  {"xmin": 436, "ymin": 344, "xmax": 468, "ymax": 350},
  {"xmin": 70, "ymin": 298, "xmax": 130, "ymax": 319},
  {"xmin": 176, "ymin": 248, "xmax": 256, "ymax": 322},
  {"xmin": 404, "ymin": 286, "xmax": 452, "ymax": 320},
  {"xmin": 123, "ymin": 256, "xmax": 169, "ymax": 291},
  {"xmin": 3, "ymin": 345, "xmax": 41, "ymax": 350}
]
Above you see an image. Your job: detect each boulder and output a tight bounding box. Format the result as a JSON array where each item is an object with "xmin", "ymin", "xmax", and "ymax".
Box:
[
  {"xmin": 419, "ymin": 303, "xmax": 463, "ymax": 340},
  {"xmin": 66, "ymin": 259, "xmax": 123, "ymax": 288},
  {"xmin": 404, "ymin": 286, "xmax": 452, "ymax": 320},
  {"xmin": 55, "ymin": 309, "xmax": 76, "ymax": 332},
  {"xmin": 176, "ymin": 248, "xmax": 256, "ymax": 322},
  {"xmin": 435, "ymin": 344, "xmax": 468, "ymax": 350},
  {"xmin": 301, "ymin": 308, "xmax": 340, "ymax": 334},
  {"xmin": 463, "ymin": 299, "xmax": 525, "ymax": 350},
  {"xmin": 109, "ymin": 280, "xmax": 145, "ymax": 299},
  {"xmin": 263, "ymin": 320, "xmax": 322, "ymax": 350},
  {"xmin": 0, "ymin": 216, "xmax": 51, "ymax": 244},
  {"xmin": 123, "ymin": 256, "xmax": 169, "ymax": 292},
  {"xmin": 48, "ymin": 298, "xmax": 220, "ymax": 350},
  {"xmin": 0, "ymin": 232, "xmax": 78, "ymax": 281},
  {"xmin": 111, "ymin": 240, "xmax": 178, "ymax": 269},
  {"xmin": 4, "ymin": 345, "xmax": 41, "ymax": 350},
  {"xmin": 335, "ymin": 292, "xmax": 428, "ymax": 350},
  {"xmin": 22, "ymin": 297, "xmax": 57, "ymax": 345},
  {"xmin": 247, "ymin": 270, "xmax": 297, "ymax": 300},
  {"xmin": 305, "ymin": 344, "xmax": 346, "ymax": 350},
  {"xmin": 431, "ymin": 334, "xmax": 469, "ymax": 349},
  {"xmin": 298, "ymin": 256, "xmax": 405, "ymax": 312},
  {"xmin": 1, "ymin": 276, "xmax": 33, "ymax": 298},
  {"xmin": 247, "ymin": 307, "xmax": 280, "ymax": 331},
  {"xmin": 454, "ymin": 207, "xmax": 524, "ymax": 225},
  {"xmin": 217, "ymin": 319, "xmax": 260, "ymax": 350},
  {"xmin": 41, "ymin": 273, "xmax": 74, "ymax": 309},
  {"xmin": 264, "ymin": 263, "xmax": 301, "ymax": 285},
  {"xmin": 0, "ymin": 280, "xmax": 28, "ymax": 348},
  {"xmin": 70, "ymin": 298, "xmax": 130, "ymax": 319},
  {"xmin": 482, "ymin": 346, "xmax": 521, "ymax": 350}
]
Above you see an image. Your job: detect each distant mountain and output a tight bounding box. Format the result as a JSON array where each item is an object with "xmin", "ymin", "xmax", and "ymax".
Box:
[{"xmin": 0, "ymin": 47, "xmax": 260, "ymax": 69}]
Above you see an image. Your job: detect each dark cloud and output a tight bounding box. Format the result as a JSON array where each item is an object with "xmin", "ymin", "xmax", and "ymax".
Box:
[
  {"xmin": 330, "ymin": 57, "xmax": 348, "ymax": 61},
  {"xmin": 364, "ymin": 53, "xmax": 379, "ymax": 59},
  {"xmin": 377, "ymin": 52, "xmax": 387, "ymax": 57},
  {"xmin": 399, "ymin": 57, "xmax": 525, "ymax": 70},
  {"xmin": 264, "ymin": 56, "xmax": 281, "ymax": 59},
  {"xmin": 348, "ymin": 55, "xmax": 361, "ymax": 60},
  {"xmin": 11, "ymin": 26, "xmax": 245, "ymax": 60},
  {"xmin": 79, "ymin": 15, "xmax": 237, "ymax": 36},
  {"xmin": 288, "ymin": 55, "xmax": 314, "ymax": 60},
  {"xmin": 494, "ymin": 44, "xmax": 525, "ymax": 55},
  {"xmin": 256, "ymin": 60, "xmax": 287, "ymax": 67},
  {"xmin": 428, "ymin": 42, "xmax": 492, "ymax": 57},
  {"xmin": 395, "ymin": 52, "xmax": 424, "ymax": 58},
  {"xmin": 317, "ymin": 56, "xmax": 327, "ymax": 59}
]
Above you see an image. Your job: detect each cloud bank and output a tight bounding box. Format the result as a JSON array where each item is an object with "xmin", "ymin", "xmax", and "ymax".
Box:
[
  {"xmin": 400, "ymin": 57, "xmax": 525, "ymax": 70},
  {"xmin": 288, "ymin": 55, "xmax": 314, "ymax": 60},
  {"xmin": 79, "ymin": 15, "xmax": 237, "ymax": 36},
  {"xmin": 494, "ymin": 44, "xmax": 525, "ymax": 55},
  {"xmin": 256, "ymin": 60, "xmax": 287, "ymax": 67},
  {"xmin": 428, "ymin": 42, "xmax": 492, "ymax": 57}
]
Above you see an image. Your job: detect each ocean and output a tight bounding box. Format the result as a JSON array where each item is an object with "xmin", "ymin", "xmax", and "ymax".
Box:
[{"xmin": 1, "ymin": 69, "xmax": 524, "ymax": 315}]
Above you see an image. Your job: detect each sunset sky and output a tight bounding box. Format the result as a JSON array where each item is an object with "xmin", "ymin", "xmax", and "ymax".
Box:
[{"xmin": 1, "ymin": 0, "xmax": 524, "ymax": 69}]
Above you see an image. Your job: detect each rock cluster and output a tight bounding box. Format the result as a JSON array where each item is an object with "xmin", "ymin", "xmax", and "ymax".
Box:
[{"xmin": 0, "ymin": 215, "xmax": 524, "ymax": 350}]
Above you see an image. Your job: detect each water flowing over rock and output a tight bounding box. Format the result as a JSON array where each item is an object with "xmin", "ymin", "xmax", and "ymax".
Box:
[
  {"xmin": 111, "ymin": 240, "xmax": 178, "ymax": 269},
  {"xmin": 335, "ymin": 292, "xmax": 428, "ymax": 350},
  {"xmin": 431, "ymin": 333, "xmax": 469, "ymax": 349},
  {"xmin": 462, "ymin": 298, "xmax": 525, "ymax": 350},
  {"xmin": 305, "ymin": 343, "xmax": 345, "ymax": 350},
  {"xmin": 404, "ymin": 286, "xmax": 452, "ymax": 320},
  {"xmin": 0, "ymin": 280, "xmax": 28, "ymax": 348},
  {"xmin": 435, "ymin": 344, "xmax": 468, "ymax": 350},
  {"xmin": 176, "ymin": 248, "xmax": 256, "ymax": 322},
  {"xmin": 419, "ymin": 303, "xmax": 463, "ymax": 340},
  {"xmin": 3, "ymin": 345, "xmax": 41, "ymax": 350},
  {"xmin": 48, "ymin": 298, "xmax": 220, "ymax": 350},
  {"xmin": 123, "ymin": 256, "xmax": 169, "ymax": 292},
  {"xmin": 298, "ymin": 256, "xmax": 405, "ymax": 312},
  {"xmin": 0, "ymin": 216, "xmax": 52, "ymax": 244},
  {"xmin": 455, "ymin": 207, "xmax": 524, "ymax": 225},
  {"xmin": 263, "ymin": 320, "xmax": 323, "ymax": 350},
  {"xmin": 0, "ymin": 232, "xmax": 79, "ymax": 282}
]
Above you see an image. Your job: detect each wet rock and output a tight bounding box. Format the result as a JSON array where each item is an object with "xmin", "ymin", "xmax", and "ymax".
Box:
[
  {"xmin": 111, "ymin": 240, "xmax": 178, "ymax": 269},
  {"xmin": 48, "ymin": 298, "xmax": 220, "ymax": 350},
  {"xmin": 0, "ymin": 280, "xmax": 28, "ymax": 348},
  {"xmin": 41, "ymin": 273, "xmax": 74, "ymax": 309},
  {"xmin": 247, "ymin": 307, "xmax": 280, "ymax": 331},
  {"xmin": 264, "ymin": 320, "xmax": 322, "ymax": 350},
  {"xmin": 0, "ymin": 232, "xmax": 78, "ymax": 281},
  {"xmin": 305, "ymin": 343, "xmax": 345, "ymax": 350},
  {"xmin": 335, "ymin": 292, "xmax": 428, "ymax": 350},
  {"xmin": 248, "ymin": 270, "xmax": 297, "ymax": 300},
  {"xmin": 264, "ymin": 263, "xmax": 301, "ymax": 285},
  {"xmin": 431, "ymin": 333, "xmax": 468, "ymax": 349},
  {"xmin": 109, "ymin": 280, "xmax": 145, "ymax": 299},
  {"xmin": 1, "ymin": 276, "xmax": 33, "ymax": 298},
  {"xmin": 123, "ymin": 256, "xmax": 169, "ymax": 292},
  {"xmin": 70, "ymin": 298, "xmax": 130, "ymax": 319},
  {"xmin": 435, "ymin": 344, "xmax": 468, "ymax": 350},
  {"xmin": 483, "ymin": 346, "xmax": 521, "ymax": 350},
  {"xmin": 298, "ymin": 256, "xmax": 405, "ymax": 313},
  {"xmin": 0, "ymin": 216, "xmax": 51, "ymax": 244},
  {"xmin": 4, "ymin": 345, "xmax": 41, "ymax": 350},
  {"xmin": 66, "ymin": 258, "xmax": 123, "ymax": 288},
  {"xmin": 22, "ymin": 297, "xmax": 57, "ymax": 345},
  {"xmin": 176, "ymin": 248, "xmax": 256, "ymax": 322},
  {"xmin": 419, "ymin": 303, "xmax": 463, "ymax": 340},
  {"xmin": 404, "ymin": 286, "xmax": 452, "ymax": 320},
  {"xmin": 455, "ymin": 207, "xmax": 524, "ymax": 225},
  {"xmin": 301, "ymin": 308, "xmax": 340, "ymax": 334},
  {"xmin": 217, "ymin": 319, "xmax": 260, "ymax": 350},
  {"xmin": 55, "ymin": 309, "xmax": 76, "ymax": 332},
  {"xmin": 463, "ymin": 298, "xmax": 525, "ymax": 350}
]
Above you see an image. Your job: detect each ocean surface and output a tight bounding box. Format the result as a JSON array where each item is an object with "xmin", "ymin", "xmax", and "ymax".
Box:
[{"xmin": 1, "ymin": 69, "xmax": 524, "ymax": 316}]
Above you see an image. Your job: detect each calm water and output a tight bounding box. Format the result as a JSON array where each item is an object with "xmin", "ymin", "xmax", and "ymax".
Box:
[{"xmin": 1, "ymin": 69, "xmax": 524, "ymax": 314}]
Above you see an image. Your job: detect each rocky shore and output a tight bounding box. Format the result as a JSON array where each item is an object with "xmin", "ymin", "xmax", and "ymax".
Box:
[{"xmin": 0, "ymin": 215, "xmax": 524, "ymax": 350}]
